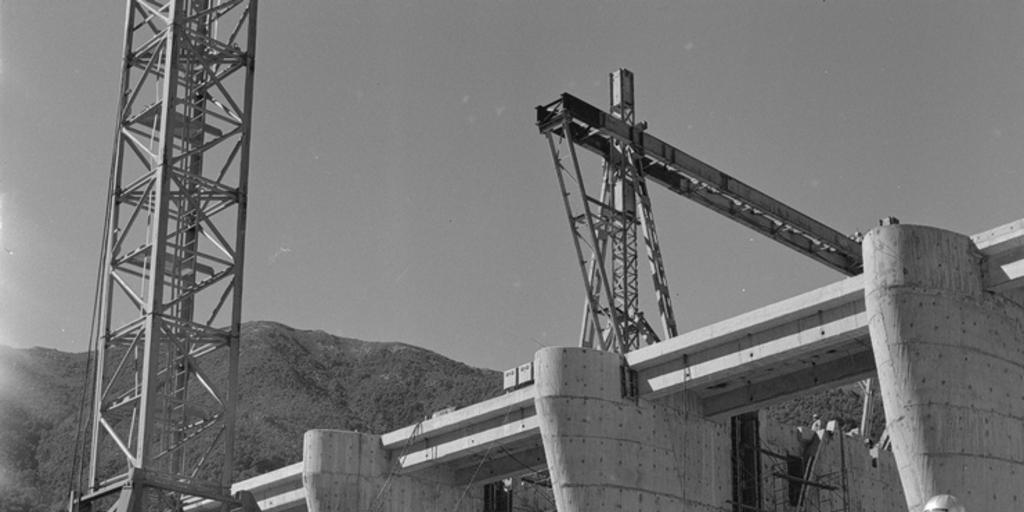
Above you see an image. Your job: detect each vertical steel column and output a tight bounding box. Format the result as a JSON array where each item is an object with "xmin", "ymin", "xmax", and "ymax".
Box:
[
  {"xmin": 543, "ymin": 69, "xmax": 677, "ymax": 354},
  {"xmin": 78, "ymin": 1, "xmax": 258, "ymax": 510},
  {"xmin": 606, "ymin": 69, "xmax": 641, "ymax": 351}
]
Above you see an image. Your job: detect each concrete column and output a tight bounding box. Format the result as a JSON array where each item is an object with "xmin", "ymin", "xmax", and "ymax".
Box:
[
  {"xmin": 864, "ymin": 224, "xmax": 1024, "ymax": 511},
  {"xmin": 303, "ymin": 430, "xmax": 481, "ymax": 512},
  {"xmin": 304, "ymin": 430, "xmax": 388, "ymax": 512},
  {"xmin": 534, "ymin": 347, "xmax": 730, "ymax": 512}
]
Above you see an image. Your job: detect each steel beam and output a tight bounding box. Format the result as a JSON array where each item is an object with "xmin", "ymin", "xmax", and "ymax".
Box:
[{"xmin": 538, "ymin": 93, "xmax": 864, "ymax": 276}]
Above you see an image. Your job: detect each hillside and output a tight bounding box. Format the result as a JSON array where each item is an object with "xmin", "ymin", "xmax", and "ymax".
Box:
[
  {"xmin": 0, "ymin": 321, "xmax": 885, "ymax": 512},
  {"xmin": 0, "ymin": 321, "xmax": 502, "ymax": 512}
]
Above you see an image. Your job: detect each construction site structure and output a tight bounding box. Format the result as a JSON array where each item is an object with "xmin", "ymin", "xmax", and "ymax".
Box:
[
  {"xmin": 215, "ymin": 217, "xmax": 1024, "ymax": 512},
  {"xmin": 538, "ymin": 69, "xmax": 865, "ymax": 355},
  {"xmin": 542, "ymin": 69, "xmax": 677, "ymax": 353},
  {"xmin": 73, "ymin": 1, "xmax": 260, "ymax": 510},
  {"xmin": 173, "ymin": 72, "xmax": 1024, "ymax": 512},
  {"xmin": 63, "ymin": 14, "xmax": 1024, "ymax": 503}
]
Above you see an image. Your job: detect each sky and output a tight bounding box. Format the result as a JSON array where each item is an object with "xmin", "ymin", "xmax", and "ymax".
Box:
[{"xmin": 1, "ymin": 1, "xmax": 1022, "ymax": 372}]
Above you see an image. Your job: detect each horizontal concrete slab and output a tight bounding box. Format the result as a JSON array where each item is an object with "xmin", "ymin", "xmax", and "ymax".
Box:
[{"xmin": 381, "ymin": 386, "xmax": 535, "ymax": 450}]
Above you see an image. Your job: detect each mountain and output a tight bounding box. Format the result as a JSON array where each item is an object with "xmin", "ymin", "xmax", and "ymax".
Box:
[
  {"xmin": 0, "ymin": 344, "xmax": 91, "ymax": 511},
  {"xmin": 0, "ymin": 321, "xmax": 885, "ymax": 512},
  {"xmin": 0, "ymin": 321, "xmax": 503, "ymax": 512}
]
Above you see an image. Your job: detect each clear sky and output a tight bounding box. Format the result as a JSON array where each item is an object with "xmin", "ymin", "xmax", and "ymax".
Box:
[{"xmin": 1, "ymin": 1, "xmax": 1022, "ymax": 371}]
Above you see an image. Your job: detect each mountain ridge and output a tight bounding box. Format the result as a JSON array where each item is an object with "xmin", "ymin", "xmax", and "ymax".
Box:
[{"xmin": 0, "ymin": 320, "xmax": 503, "ymax": 512}]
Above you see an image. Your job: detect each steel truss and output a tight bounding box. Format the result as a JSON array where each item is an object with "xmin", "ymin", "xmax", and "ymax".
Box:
[
  {"xmin": 78, "ymin": 1, "xmax": 259, "ymax": 510},
  {"xmin": 542, "ymin": 70, "xmax": 677, "ymax": 353},
  {"xmin": 537, "ymin": 90, "xmax": 863, "ymax": 278},
  {"xmin": 538, "ymin": 71, "xmax": 865, "ymax": 353}
]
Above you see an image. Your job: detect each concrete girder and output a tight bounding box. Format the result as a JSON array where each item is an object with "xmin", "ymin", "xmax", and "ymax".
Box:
[
  {"xmin": 451, "ymin": 444, "xmax": 548, "ymax": 486},
  {"xmin": 629, "ymin": 275, "xmax": 869, "ymax": 404}
]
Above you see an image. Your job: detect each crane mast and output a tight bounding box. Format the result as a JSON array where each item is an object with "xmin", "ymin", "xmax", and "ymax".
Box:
[
  {"xmin": 76, "ymin": 1, "xmax": 258, "ymax": 510},
  {"xmin": 542, "ymin": 70, "xmax": 678, "ymax": 353},
  {"xmin": 538, "ymin": 69, "xmax": 865, "ymax": 354}
]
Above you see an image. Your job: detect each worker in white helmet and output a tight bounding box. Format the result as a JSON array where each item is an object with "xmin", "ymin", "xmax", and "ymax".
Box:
[{"xmin": 923, "ymin": 494, "xmax": 965, "ymax": 512}]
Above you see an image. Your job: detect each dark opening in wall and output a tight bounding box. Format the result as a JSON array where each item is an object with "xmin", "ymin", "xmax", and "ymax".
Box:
[
  {"xmin": 731, "ymin": 411, "xmax": 762, "ymax": 512},
  {"xmin": 483, "ymin": 480, "xmax": 513, "ymax": 512}
]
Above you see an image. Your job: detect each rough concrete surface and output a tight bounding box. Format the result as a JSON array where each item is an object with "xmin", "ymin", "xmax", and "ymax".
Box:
[{"xmin": 865, "ymin": 224, "xmax": 1024, "ymax": 511}]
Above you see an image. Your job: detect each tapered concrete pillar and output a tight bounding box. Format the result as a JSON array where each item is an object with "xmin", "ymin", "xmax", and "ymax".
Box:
[
  {"xmin": 304, "ymin": 430, "xmax": 388, "ymax": 512},
  {"xmin": 303, "ymin": 430, "xmax": 480, "ymax": 512},
  {"xmin": 534, "ymin": 347, "xmax": 729, "ymax": 512},
  {"xmin": 864, "ymin": 225, "xmax": 1024, "ymax": 511}
]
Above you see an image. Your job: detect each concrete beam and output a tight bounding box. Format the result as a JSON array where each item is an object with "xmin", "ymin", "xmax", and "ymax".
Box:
[
  {"xmin": 703, "ymin": 347, "xmax": 875, "ymax": 420},
  {"xmin": 187, "ymin": 462, "xmax": 305, "ymax": 512},
  {"xmin": 629, "ymin": 275, "xmax": 869, "ymax": 403},
  {"xmin": 973, "ymin": 218, "xmax": 1024, "ymax": 291},
  {"xmin": 628, "ymin": 275, "xmax": 865, "ymax": 371},
  {"xmin": 378, "ymin": 386, "xmax": 540, "ymax": 475},
  {"xmin": 380, "ymin": 386, "xmax": 534, "ymax": 450},
  {"xmin": 451, "ymin": 444, "xmax": 548, "ymax": 486},
  {"xmin": 396, "ymin": 412, "xmax": 539, "ymax": 470}
]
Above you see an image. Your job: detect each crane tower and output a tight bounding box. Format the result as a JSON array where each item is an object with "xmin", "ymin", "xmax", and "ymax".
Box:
[
  {"xmin": 75, "ymin": 1, "xmax": 259, "ymax": 510},
  {"xmin": 537, "ymin": 70, "xmax": 865, "ymax": 354},
  {"xmin": 541, "ymin": 70, "xmax": 678, "ymax": 353}
]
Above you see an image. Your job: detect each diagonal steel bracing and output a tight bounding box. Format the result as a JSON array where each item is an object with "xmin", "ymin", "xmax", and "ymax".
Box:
[
  {"xmin": 79, "ymin": 1, "xmax": 258, "ymax": 511},
  {"xmin": 543, "ymin": 70, "xmax": 678, "ymax": 354}
]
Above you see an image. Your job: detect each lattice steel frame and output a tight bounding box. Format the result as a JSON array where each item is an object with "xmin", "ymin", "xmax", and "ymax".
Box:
[
  {"xmin": 543, "ymin": 70, "xmax": 677, "ymax": 353},
  {"xmin": 538, "ymin": 70, "xmax": 867, "ymax": 352},
  {"xmin": 536, "ymin": 95, "xmax": 863, "ymax": 278},
  {"xmin": 80, "ymin": 0, "xmax": 258, "ymax": 509}
]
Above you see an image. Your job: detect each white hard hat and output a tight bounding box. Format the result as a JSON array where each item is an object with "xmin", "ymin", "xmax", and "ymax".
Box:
[{"xmin": 923, "ymin": 494, "xmax": 964, "ymax": 512}]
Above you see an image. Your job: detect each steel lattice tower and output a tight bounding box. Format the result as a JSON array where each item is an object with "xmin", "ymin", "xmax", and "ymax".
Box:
[
  {"xmin": 542, "ymin": 70, "xmax": 678, "ymax": 353},
  {"xmin": 538, "ymin": 69, "xmax": 866, "ymax": 355},
  {"xmin": 77, "ymin": 1, "xmax": 258, "ymax": 510}
]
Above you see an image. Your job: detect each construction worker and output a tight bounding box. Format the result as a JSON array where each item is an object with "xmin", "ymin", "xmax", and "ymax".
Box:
[
  {"xmin": 811, "ymin": 413, "xmax": 822, "ymax": 431},
  {"xmin": 922, "ymin": 494, "xmax": 965, "ymax": 512}
]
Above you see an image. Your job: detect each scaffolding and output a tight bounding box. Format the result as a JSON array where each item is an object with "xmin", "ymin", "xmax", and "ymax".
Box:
[{"xmin": 732, "ymin": 427, "xmax": 849, "ymax": 512}]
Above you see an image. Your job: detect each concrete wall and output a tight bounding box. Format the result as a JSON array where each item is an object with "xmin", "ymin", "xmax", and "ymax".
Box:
[
  {"xmin": 865, "ymin": 224, "xmax": 1024, "ymax": 511},
  {"xmin": 303, "ymin": 430, "xmax": 484, "ymax": 512},
  {"xmin": 760, "ymin": 418, "xmax": 905, "ymax": 512},
  {"xmin": 534, "ymin": 347, "xmax": 730, "ymax": 512}
]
